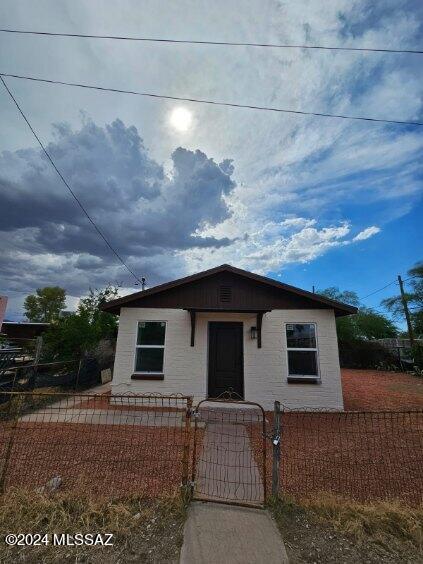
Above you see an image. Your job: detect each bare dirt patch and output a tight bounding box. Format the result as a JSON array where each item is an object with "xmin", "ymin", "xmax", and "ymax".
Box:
[{"xmin": 342, "ymin": 369, "xmax": 423, "ymax": 411}]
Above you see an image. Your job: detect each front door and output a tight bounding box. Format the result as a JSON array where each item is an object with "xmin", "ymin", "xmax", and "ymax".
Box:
[{"xmin": 208, "ymin": 322, "xmax": 244, "ymax": 398}]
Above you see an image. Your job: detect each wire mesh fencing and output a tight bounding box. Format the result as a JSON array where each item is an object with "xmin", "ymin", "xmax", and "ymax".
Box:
[
  {"xmin": 0, "ymin": 390, "xmax": 421, "ymax": 505},
  {"xmin": 192, "ymin": 399, "xmax": 267, "ymax": 507},
  {"xmin": 0, "ymin": 391, "xmax": 193, "ymax": 498},
  {"xmin": 260, "ymin": 408, "xmax": 423, "ymax": 505}
]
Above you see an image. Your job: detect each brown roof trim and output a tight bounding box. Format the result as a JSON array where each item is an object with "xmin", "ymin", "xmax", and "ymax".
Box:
[
  {"xmin": 184, "ymin": 308, "xmax": 272, "ymax": 313},
  {"xmin": 101, "ymin": 264, "xmax": 358, "ymax": 316}
]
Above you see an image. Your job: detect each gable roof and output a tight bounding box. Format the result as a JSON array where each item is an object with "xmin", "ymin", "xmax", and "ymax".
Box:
[{"xmin": 101, "ymin": 264, "xmax": 357, "ymax": 316}]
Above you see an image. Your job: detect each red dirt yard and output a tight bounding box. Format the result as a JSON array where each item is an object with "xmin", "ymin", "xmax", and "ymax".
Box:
[{"xmin": 341, "ymin": 369, "xmax": 423, "ymax": 411}]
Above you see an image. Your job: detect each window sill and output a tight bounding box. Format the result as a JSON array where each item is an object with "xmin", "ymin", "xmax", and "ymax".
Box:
[
  {"xmin": 287, "ymin": 376, "xmax": 320, "ymax": 384},
  {"xmin": 131, "ymin": 374, "xmax": 164, "ymax": 381}
]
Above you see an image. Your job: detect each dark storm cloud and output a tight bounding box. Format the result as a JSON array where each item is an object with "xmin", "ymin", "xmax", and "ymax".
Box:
[{"xmin": 0, "ymin": 118, "xmax": 236, "ymax": 292}]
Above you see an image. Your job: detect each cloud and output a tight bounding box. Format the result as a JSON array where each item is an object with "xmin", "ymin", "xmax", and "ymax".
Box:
[
  {"xmin": 183, "ymin": 218, "xmax": 354, "ymax": 275},
  {"xmin": 353, "ymin": 226, "xmax": 381, "ymax": 241},
  {"xmin": 0, "ymin": 119, "xmax": 236, "ymax": 253},
  {"xmin": 0, "ymin": 0, "xmax": 422, "ymax": 319},
  {"xmin": 0, "ymin": 118, "xmax": 236, "ymax": 298}
]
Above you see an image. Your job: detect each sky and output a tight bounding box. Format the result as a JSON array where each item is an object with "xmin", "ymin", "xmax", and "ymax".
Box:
[{"xmin": 0, "ymin": 0, "xmax": 422, "ymax": 321}]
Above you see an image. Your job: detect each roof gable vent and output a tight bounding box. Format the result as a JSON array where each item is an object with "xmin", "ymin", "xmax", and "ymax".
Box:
[{"xmin": 219, "ymin": 285, "xmax": 232, "ymax": 303}]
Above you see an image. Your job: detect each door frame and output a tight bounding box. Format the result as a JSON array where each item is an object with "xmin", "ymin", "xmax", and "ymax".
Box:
[{"xmin": 207, "ymin": 321, "xmax": 244, "ymax": 399}]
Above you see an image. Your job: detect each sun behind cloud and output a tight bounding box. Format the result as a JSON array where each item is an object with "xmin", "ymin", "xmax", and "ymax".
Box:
[{"xmin": 169, "ymin": 107, "xmax": 193, "ymax": 132}]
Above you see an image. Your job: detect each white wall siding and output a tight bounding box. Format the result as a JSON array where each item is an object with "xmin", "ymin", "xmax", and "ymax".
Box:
[{"xmin": 112, "ymin": 308, "xmax": 344, "ymax": 410}]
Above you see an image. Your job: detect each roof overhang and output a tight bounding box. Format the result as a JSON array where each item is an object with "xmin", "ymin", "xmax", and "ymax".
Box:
[
  {"xmin": 183, "ymin": 307, "xmax": 272, "ymax": 314},
  {"xmin": 101, "ymin": 264, "xmax": 358, "ymax": 317}
]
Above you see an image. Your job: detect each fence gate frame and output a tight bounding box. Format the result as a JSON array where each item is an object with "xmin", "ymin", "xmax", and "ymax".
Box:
[{"xmin": 190, "ymin": 392, "xmax": 268, "ymax": 507}]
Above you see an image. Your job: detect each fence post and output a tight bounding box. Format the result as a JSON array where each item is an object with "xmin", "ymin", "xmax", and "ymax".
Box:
[
  {"xmin": 74, "ymin": 358, "xmax": 83, "ymax": 390},
  {"xmin": 0, "ymin": 392, "xmax": 23, "ymax": 493},
  {"xmin": 272, "ymin": 400, "xmax": 281, "ymax": 497},
  {"xmin": 181, "ymin": 396, "xmax": 193, "ymax": 501},
  {"xmin": 28, "ymin": 336, "xmax": 43, "ymax": 390}
]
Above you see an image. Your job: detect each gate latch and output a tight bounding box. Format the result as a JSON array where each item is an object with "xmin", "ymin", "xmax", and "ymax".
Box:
[
  {"xmin": 263, "ymin": 431, "xmax": 280, "ymax": 446},
  {"xmin": 186, "ymin": 407, "xmax": 200, "ymax": 418}
]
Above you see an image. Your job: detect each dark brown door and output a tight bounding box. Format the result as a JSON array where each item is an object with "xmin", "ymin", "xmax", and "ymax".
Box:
[{"xmin": 208, "ymin": 322, "xmax": 244, "ymax": 398}]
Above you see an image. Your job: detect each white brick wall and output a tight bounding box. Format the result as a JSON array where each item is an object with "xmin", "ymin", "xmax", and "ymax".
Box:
[{"xmin": 112, "ymin": 308, "xmax": 344, "ymax": 410}]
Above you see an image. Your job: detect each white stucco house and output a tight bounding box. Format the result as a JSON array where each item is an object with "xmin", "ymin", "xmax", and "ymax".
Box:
[{"xmin": 102, "ymin": 264, "xmax": 357, "ymax": 410}]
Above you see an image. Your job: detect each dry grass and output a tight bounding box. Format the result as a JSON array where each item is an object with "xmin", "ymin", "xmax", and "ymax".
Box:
[
  {"xmin": 0, "ymin": 488, "xmax": 186, "ymax": 563},
  {"xmin": 271, "ymin": 493, "xmax": 423, "ymax": 561},
  {"xmin": 297, "ymin": 493, "xmax": 422, "ymax": 547}
]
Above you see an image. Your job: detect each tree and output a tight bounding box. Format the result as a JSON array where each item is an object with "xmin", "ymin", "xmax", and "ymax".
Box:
[
  {"xmin": 318, "ymin": 287, "xmax": 398, "ymax": 342},
  {"xmin": 24, "ymin": 287, "xmax": 66, "ymax": 322},
  {"xmin": 44, "ymin": 285, "xmax": 118, "ymax": 359},
  {"xmin": 317, "ymin": 287, "xmax": 360, "ymax": 307},
  {"xmin": 382, "ymin": 262, "xmax": 423, "ymax": 338}
]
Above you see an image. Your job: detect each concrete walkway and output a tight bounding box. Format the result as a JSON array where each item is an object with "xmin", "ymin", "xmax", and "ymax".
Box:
[
  {"xmin": 18, "ymin": 383, "xmax": 184, "ymax": 427},
  {"xmin": 180, "ymin": 501, "xmax": 289, "ymax": 564},
  {"xmin": 20, "ymin": 408, "xmax": 184, "ymax": 426}
]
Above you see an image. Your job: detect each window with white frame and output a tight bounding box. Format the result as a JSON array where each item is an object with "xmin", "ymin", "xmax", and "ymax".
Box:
[
  {"xmin": 285, "ymin": 323, "xmax": 319, "ymax": 378},
  {"xmin": 135, "ymin": 321, "xmax": 166, "ymax": 373}
]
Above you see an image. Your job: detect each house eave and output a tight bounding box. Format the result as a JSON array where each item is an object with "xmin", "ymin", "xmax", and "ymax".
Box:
[{"xmin": 101, "ymin": 264, "xmax": 357, "ymax": 317}]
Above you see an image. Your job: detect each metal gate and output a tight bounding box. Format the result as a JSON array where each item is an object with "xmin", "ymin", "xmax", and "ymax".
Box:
[{"xmin": 191, "ymin": 392, "xmax": 267, "ymax": 507}]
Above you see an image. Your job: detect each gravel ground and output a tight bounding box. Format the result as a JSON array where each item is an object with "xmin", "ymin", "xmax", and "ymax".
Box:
[
  {"xmin": 0, "ymin": 421, "xmax": 186, "ymax": 497},
  {"xmin": 341, "ymin": 369, "xmax": 423, "ymax": 411}
]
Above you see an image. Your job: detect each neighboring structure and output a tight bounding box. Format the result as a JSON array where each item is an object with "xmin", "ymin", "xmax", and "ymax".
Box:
[
  {"xmin": 102, "ymin": 264, "xmax": 357, "ymax": 410},
  {"xmin": 1, "ymin": 321, "xmax": 50, "ymax": 340},
  {"xmin": 0, "ymin": 296, "xmax": 7, "ymax": 331}
]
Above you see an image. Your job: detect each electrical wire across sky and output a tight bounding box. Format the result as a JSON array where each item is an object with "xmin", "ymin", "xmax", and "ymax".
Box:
[
  {"xmin": 1, "ymin": 25, "xmax": 421, "ymax": 302},
  {"xmin": 1, "ymin": 72, "xmax": 422, "ymax": 126},
  {"xmin": 0, "ymin": 75, "xmax": 144, "ymax": 285},
  {"xmin": 1, "ymin": 28, "xmax": 422, "ymax": 54}
]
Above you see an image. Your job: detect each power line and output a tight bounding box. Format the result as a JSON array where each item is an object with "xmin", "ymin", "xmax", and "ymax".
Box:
[
  {"xmin": 0, "ymin": 75, "xmax": 143, "ymax": 285},
  {"xmin": 359, "ymin": 280, "xmax": 398, "ymax": 300},
  {"xmin": 1, "ymin": 28, "xmax": 422, "ymax": 55},
  {"xmin": 1, "ymin": 72, "xmax": 422, "ymax": 126},
  {"xmin": 358, "ymin": 273, "xmax": 421, "ymax": 302}
]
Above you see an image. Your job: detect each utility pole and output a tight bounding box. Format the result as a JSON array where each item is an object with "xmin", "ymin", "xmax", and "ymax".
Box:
[{"xmin": 398, "ymin": 275, "xmax": 414, "ymax": 347}]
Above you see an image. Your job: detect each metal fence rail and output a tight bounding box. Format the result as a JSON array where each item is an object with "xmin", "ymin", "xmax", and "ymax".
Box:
[{"xmin": 0, "ymin": 391, "xmax": 192, "ymax": 498}]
